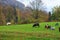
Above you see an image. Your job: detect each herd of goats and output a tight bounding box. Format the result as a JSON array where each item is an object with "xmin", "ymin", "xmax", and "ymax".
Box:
[
  {"xmin": 6, "ymin": 22, "xmax": 60, "ymax": 32},
  {"xmin": 33, "ymin": 22, "xmax": 60, "ymax": 32}
]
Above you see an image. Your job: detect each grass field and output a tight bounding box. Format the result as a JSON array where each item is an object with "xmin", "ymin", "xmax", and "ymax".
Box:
[{"xmin": 0, "ymin": 22, "xmax": 60, "ymax": 40}]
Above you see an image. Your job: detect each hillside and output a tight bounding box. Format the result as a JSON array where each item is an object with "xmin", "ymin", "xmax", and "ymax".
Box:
[
  {"xmin": 0, "ymin": 0, "xmax": 49, "ymax": 24},
  {"xmin": 0, "ymin": 22, "xmax": 60, "ymax": 40},
  {"xmin": 0, "ymin": 0, "xmax": 25, "ymax": 10}
]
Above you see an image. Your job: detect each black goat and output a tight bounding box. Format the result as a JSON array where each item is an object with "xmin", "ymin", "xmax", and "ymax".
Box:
[
  {"xmin": 33, "ymin": 23, "xmax": 40, "ymax": 27},
  {"xmin": 55, "ymin": 23, "xmax": 59, "ymax": 26},
  {"xmin": 59, "ymin": 27, "xmax": 60, "ymax": 32}
]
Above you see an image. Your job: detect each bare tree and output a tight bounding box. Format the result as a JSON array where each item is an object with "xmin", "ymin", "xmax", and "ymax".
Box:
[{"xmin": 30, "ymin": 0, "xmax": 43, "ymax": 19}]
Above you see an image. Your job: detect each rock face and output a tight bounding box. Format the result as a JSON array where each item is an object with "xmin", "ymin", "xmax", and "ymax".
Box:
[{"xmin": 0, "ymin": 0, "xmax": 25, "ymax": 10}]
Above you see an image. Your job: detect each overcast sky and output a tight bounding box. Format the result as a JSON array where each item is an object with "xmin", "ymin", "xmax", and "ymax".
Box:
[{"xmin": 17, "ymin": 0, "xmax": 60, "ymax": 12}]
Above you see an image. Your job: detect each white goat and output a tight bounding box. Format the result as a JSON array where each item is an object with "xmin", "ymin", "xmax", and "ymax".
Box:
[{"xmin": 7, "ymin": 22, "xmax": 11, "ymax": 25}]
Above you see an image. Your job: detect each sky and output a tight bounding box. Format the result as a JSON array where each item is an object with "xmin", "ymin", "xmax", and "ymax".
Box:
[{"xmin": 17, "ymin": 0, "xmax": 60, "ymax": 12}]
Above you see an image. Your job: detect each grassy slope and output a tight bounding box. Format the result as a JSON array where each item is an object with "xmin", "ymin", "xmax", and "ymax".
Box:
[{"xmin": 0, "ymin": 22, "xmax": 60, "ymax": 40}]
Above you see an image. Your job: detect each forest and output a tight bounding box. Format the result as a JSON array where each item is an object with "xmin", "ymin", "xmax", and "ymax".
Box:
[{"xmin": 0, "ymin": 0, "xmax": 60, "ymax": 25}]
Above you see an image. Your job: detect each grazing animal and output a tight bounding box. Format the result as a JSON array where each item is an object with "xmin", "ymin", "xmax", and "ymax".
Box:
[
  {"xmin": 50, "ymin": 27, "xmax": 55, "ymax": 30},
  {"xmin": 7, "ymin": 22, "xmax": 11, "ymax": 25},
  {"xmin": 48, "ymin": 26, "xmax": 51, "ymax": 29},
  {"xmin": 45, "ymin": 24, "xmax": 51, "ymax": 29},
  {"xmin": 59, "ymin": 27, "xmax": 60, "ymax": 32},
  {"xmin": 45, "ymin": 24, "xmax": 55, "ymax": 30},
  {"xmin": 33, "ymin": 23, "xmax": 39, "ymax": 27},
  {"xmin": 45, "ymin": 24, "xmax": 50, "ymax": 29},
  {"xmin": 45, "ymin": 24, "xmax": 48, "ymax": 28},
  {"xmin": 55, "ymin": 23, "xmax": 59, "ymax": 26}
]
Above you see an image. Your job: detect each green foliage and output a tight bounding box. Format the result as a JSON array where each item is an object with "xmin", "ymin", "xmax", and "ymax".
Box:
[{"xmin": 52, "ymin": 6, "xmax": 60, "ymax": 21}]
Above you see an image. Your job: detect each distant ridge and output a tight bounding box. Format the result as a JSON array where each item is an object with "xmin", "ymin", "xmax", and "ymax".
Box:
[{"xmin": 0, "ymin": 0, "xmax": 25, "ymax": 10}]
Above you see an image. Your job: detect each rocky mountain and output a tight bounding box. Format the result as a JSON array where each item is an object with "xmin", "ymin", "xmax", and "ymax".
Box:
[{"xmin": 0, "ymin": 0, "xmax": 25, "ymax": 10}]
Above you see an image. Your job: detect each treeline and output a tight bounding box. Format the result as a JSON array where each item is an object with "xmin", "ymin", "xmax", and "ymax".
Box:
[
  {"xmin": 0, "ymin": 5, "xmax": 49, "ymax": 25},
  {"xmin": 0, "ymin": 5, "xmax": 21, "ymax": 25},
  {"xmin": 1, "ymin": 5, "xmax": 60, "ymax": 25},
  {"xmin": 49, "ymin": 6, "xmax": 60, "ymax": 22}
]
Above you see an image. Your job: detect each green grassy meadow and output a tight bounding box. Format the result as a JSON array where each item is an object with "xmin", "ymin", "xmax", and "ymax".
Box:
[{"xmin": 0, "ymin": 22, "xmax": 60, "ymax": 40}]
